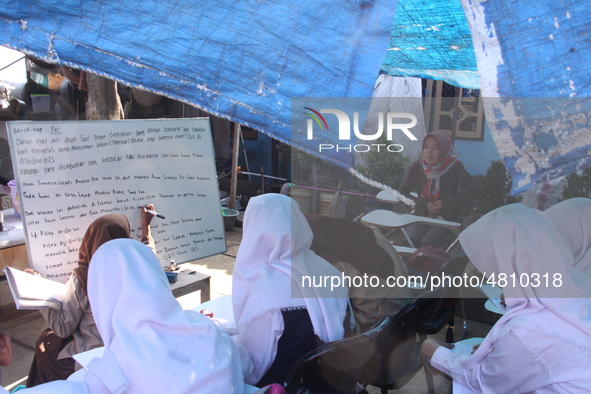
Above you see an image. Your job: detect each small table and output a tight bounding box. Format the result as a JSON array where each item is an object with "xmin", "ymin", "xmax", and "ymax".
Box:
[
  {"xmin": 170, "ymin": 268, "xmax": 211, "ymax": 303},
  {"xmin": 361, "ymin": 209, "xmax": 462, "ymax": 248}
]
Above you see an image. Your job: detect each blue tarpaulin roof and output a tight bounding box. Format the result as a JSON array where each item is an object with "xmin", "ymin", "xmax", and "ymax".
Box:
[
  {"xmin": 0, "ymin": 0, "xmax": 396, "ymax": 154},
  {"xmin": 461, "ymin": 0, "xmax": 591, "ymax": 194},
  {"xmin": 381, "ymin": 0, "xmax": 479, "ymax": 89},
  {"xmin": 1, "ymin": 0, "xmax": 590, "ymax": 196}
]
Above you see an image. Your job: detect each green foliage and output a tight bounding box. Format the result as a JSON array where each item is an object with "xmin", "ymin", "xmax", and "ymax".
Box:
[
  {"xmin": 473, "ymin": 160, "xmax": 522, "ymax": 216},
  {"xmin": 289, "ymin": 147, "xmax": 313, "ymax": 182},
  {"xmin": 289, "ymin": 147, "xmax": 349, "ymax": 187},
  {"xmin": 561, "ymin": 168, "xmax": 591, "ymax": 200},
  {"xmin": 289, "ymin": 137, "xmax": 411, "ymax": 196},
  {"xmin": 354, "ymin": 135, "xmax": 411, "ymax": 194}
]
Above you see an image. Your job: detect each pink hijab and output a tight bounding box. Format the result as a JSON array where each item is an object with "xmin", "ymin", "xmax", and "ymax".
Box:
[
  {"xmin": 85, "ymin": 239, "xmax": 246, "ymax": 393},
  {"xmin": 545, "ymin": 197, "xmax": 591, "ymax": 277},
  {"xmin": 233, "ymin": 194, "xmax": 349, "ymax": 343},
  {"xmin": 459, "ymin": 204, "xmax": 591, "ymax": 367}
]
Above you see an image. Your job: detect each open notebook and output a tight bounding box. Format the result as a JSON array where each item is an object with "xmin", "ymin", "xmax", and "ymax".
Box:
[
  {"xmin": 451, "ymin": 337, "xmax": 485, "ymax": 394},
  {"xmin": 3, "ymin": 266, "xmax": 66, "ymax": 311}
]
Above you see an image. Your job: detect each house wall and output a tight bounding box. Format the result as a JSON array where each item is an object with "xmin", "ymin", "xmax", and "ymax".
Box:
[{"xmin": 455, "ymin": 123, "xmax": 501, "ymax": 176}]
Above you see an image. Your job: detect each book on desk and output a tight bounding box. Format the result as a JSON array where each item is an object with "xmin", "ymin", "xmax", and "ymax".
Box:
[{"xmin": 3, "ymin": 266, "xmax": 65, "ymax": 311}]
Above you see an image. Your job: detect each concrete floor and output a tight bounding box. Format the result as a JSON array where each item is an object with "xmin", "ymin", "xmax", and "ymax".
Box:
[{"xmin": 0, "ymin": 226, "xmax": 495, "ymax": 393}]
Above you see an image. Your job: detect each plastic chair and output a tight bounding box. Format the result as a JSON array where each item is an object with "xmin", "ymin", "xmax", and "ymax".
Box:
[
  {"xmin": 359, "ymin": 286, "xmax": 449, "ymax": 394},
  {"xmin": 283, "ymin": 315, "xmax": 393, "ymax": 394}
]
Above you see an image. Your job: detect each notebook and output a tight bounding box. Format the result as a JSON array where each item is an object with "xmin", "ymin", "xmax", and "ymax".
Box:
[
  {"xmin": 451, "ymin": 337, "xmax": 484, "ymax": 394},
  {"xmin": 3, "ymin": 266, "xmax": 65, "ymax": 310}
]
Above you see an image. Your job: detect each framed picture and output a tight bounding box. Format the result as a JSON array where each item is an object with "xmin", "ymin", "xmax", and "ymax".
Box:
[{"xmin": 423, "ymin": 80, "xmax": 485, "ymax": 142}]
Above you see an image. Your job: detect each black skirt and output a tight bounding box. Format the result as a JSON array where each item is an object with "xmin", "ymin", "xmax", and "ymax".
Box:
[{"xmin": 26, "ymin": 328, "xmax": 75, "ymax": 387}]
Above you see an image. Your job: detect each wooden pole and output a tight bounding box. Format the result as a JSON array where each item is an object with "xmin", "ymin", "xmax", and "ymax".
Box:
[
  {"xmin": 239, "ymin": 128, "xmax": 251, "ymax": 181},
  {"xmin": 229, "ymin": 123, "xmax": 241, "ymax": 209}
]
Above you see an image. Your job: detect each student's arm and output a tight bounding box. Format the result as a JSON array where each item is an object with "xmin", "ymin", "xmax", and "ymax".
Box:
[
  {"xmin": 439, "ymin": 163, "xmax": 483, "ymax": 212},
  {"xmin": 40, "ymin": 276, "xmax": 85, "ymax": 338},
  {"xmin": 0, "ymin": 332, "xmax": 12, "ymax": 367},
  {"xmin": 141, "ymin": 204, "xmax": 156, "ymax": 254},
  {"xmin": 234, "ymin": 310, "xmax": 283, "ymax": 386},
  {"xmin": 398, "ymin": 163, "xmax": 416, "ymax": 197},
  {"xmin": 399, "ymin": 162, "xmax": 428, "ymax": 216},
  {"xmin": 427, "ymin": 333, "xmax": 548, "ymax": 393}
]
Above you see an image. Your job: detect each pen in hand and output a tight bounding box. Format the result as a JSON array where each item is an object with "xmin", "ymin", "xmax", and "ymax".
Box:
[{"xmin": 142, "ymin": 206, "xmax": 165, "ymax": 219}]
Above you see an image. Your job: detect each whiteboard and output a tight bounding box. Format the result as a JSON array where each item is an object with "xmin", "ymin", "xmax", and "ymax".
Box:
[{"xmin": 7, "ymin": 118, "xmax": 226, "ymax": 282}]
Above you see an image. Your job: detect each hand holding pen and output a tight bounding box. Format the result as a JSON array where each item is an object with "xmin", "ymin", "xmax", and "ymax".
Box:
[
  {"xmin": 140, "ymin": 204, "xmax": 162, "ymax": 243},
  {"xmin": 141, "ymin": 204, "xmax": 157, "ymax": 228},
  {"xmin": 142, "ymin": 204, "xmax": 165, "ymax": 219}
]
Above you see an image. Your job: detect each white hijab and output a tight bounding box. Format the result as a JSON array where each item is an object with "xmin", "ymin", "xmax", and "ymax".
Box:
[
  {"xmin": 84, "ymin": 239, "xmax": 246, "ymax": 394},
  {"xmin": 545, "ymin": 197, "xmax": 591, "ymax": 277},
  {"xmin": 232, "ymin": 193, "xmax": 349, "ymax": 344},
  {"xmin": 459, "ymin": 204, "xmax": 591, "ymax": 367}
]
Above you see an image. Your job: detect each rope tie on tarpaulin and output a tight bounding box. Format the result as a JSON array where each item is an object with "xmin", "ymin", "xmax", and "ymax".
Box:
[{"xmin": 348, "ymin": 167, "xmax": 416, "ymax": 209}]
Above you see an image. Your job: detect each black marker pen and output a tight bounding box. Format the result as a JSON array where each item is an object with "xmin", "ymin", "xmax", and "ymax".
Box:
[{"xmin": 143, "ymin": 207, "xmax": 165, "ymax": 219}]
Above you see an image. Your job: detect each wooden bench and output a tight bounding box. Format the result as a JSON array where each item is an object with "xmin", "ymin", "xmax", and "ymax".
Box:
[{"xmin": 170, "ymin": 268, "xmax": 211, "ymax": 303}]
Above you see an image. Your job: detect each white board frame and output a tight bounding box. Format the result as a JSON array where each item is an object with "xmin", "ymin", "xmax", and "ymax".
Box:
[{"xmin": 8, "ymin": 118, "xmax": 225, "ymax": 282}]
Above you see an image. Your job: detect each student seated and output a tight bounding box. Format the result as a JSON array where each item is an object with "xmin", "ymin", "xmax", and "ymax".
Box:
[
  {"xmin": 305, "ymin": 214, "xmax": 413, "ymax": 333},
  {"xmin": 232, "ymin": 194, "xmax": 352, "ymax": 387},
  {"xmin": 544, "ymin": 197, "xmax": 591, "ymax": 276},
  {"xmin": 421, "ymin": 204, "xmax": 591, "ymax": 393},
  {"xmin": 26, "ymin": 207, "xmax": 156, "ymax": 387},
  {"xmin": 398, "ymin": 130, "xmax": 482, "ymax": 247},
  {"xmin": 18, "ymin": 239, "xmax": 250, "ymax": 393}
]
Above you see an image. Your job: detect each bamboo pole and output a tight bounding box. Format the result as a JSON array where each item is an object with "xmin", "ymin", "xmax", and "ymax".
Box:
[{"xmin": 229, "ymin": 123, "xmax": 241, "ymax": 209}]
